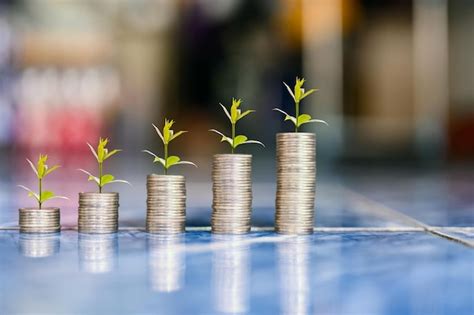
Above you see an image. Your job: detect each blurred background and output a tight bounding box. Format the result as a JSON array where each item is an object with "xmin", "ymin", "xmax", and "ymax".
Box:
[{"xmin": 0, "ymin": 0, "xmax": 473, "ymax": 226}]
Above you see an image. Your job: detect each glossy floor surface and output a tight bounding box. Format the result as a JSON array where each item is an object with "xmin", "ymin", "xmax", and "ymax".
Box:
[{"xmin": 1, "ymin": 167, "xmax": 473, "ymax": 315}]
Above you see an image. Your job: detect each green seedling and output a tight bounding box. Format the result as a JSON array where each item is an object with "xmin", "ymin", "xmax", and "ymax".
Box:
[
  {"xmin": 210, "ymin": 98, "xmax": 264, "ymax": 153},
  {"xmin": 79, "ymin": 137, "xmax": 130, "ymax": 193},
  {"xmin": 142, "ymin": 119, "xmax": 197, "ymax": 175},
  {"xmin": 274, "ymin": 77, "xmax": 328, "ymax": 132},
  {"xmin": 18, "ymin": 154, "xmax": 68, "ymax": 209}
]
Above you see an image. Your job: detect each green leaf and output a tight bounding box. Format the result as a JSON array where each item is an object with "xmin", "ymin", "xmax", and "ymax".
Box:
[
  {"xmin": 87, "ymin": 143, "xmax": 99, "ymax": 162},
  {"xmin": 40, "ymin": 191, "xmax": 55, "ymax": 203},
  {"xmin": 297, "ymin": 114, "xmax": 312, "ymax": 127},
  {"xmin": 238, "ymin": 110, "xmax": 255, "ymax": 121},
  {"xmin": 152, "ymin": 123, "xmax": 165, "ymax": 143},
  {"xmin": 18, "ymin": 185, "xmax": 40, "ymax": 202},
  {"xmin": 209, "ymin": 129, "xmax": 233, "ymax": 147},
  {"xmin": 273, "ymin": 108, "xmax": 297, "ymax": 126},
  {"xmin": 26, "ymin": 159, "xmax": 38, "ymax": 177},
  {"xmin": 283, "ymin": 82, "xmax": 295, "ymax": 101},
  {"xmin": 44, "ymin": 165, "xmax": 60, "ymax": 177},
  {"xmin": 105, "ymin": 149, "xmax": 121, "ymax": 160},
  {"xmin": 301, "ymin": 88, "xmax": 317, "ymax": 100},
  {"xmin": 219, "ymin": 103, "xmax": 232, "ymax": 123},
  {"xmin": 108, "ymin": 179, "xmax": 132, "ymax": 186},
  {"xmin": 170, "ymin": 130, "xmax": 187, "ymax": 142},
  {"xmin": 142, "ymin": 150, "xmax": 166, "ymax": 166},
  {"xmin": 242, "ymin": 139, "xmax": 265, "ymax": 147},
  {"xmin": 300, "ymin": 118, "xmax": 329, "ymax": 126},
  {"xmin": 154, "ymin": 157, "xmax": 166, "ymax": 166},
  {"xmin": 100, "ymin": 174, "xmax": 115, "ymax": 186},
  {"xmin": 166, "ymin": 156, "xmax": 181, "ymax": 168},
  {"xmin": 175, "ymin": 160, "xmax": 198, "ymax": 167},
  {"xmin": 233, "ymin": 135, "xmax": 248, "ymax": 148},
  {"xmin": 78, "ymin": 169, "xmax": 100, "ymax": 185}
]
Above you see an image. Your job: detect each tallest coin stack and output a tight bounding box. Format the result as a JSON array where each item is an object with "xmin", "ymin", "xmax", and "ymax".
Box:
[{"xmin": 275, "ymin": 133, "xmax": 316, "ymax": 234}]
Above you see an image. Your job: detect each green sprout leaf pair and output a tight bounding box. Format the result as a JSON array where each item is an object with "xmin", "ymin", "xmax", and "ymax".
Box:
[
  {"xmin": 79, "ymin": 138, "xmax": 130, "ymax": 193},
  {"xmin": 143, "ymin": 119, "xmax": 197, "ymax": 174},
  {"xmin": 274, "ymin": 77, "xmax": 328, "ymax": 132},
  {"xmin": 18, "ymin": 154, "xmax": 68, "ymax": 209},
  {"xmin": 210, "ymin": 98, "xmax": 264, "ymax": 153}
]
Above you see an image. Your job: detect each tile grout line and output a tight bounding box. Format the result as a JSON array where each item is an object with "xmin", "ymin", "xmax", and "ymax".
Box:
[{"xmin": 341, "ymin": 186, "xmax": 474, "ymax": 248}]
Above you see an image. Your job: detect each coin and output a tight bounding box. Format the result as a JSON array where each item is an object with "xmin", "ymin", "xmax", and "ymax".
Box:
[
  {"xmin": 211, "ymin": 154, "xmax": 253, "ymax": 234},
  {"xmin": 78, "ymin": 192, "xmax": 119, "ymax": 234},
  {"xmin": 146, "ymin": 174, "xmax": 186, "ymax": 234},
  {"xmin": 275, "ymin": 133, "xmax": 316, "ymax": 235}
]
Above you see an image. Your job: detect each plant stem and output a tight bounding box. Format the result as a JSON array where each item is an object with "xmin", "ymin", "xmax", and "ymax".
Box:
[
  {"xmin": 295, "ymin": 101, "xmax": 300, "ymax": 132},
  {"xmin": 231, "ymin": 122, "xmax": 235, "ymax": 154},
  {"xmin": 164, "ymin": 142, "xmax": 168, "ymax": 175},
  {"xmin": 99, "ymin": 161, "xmax": 103, "ymax": 193},
  {"xmin": 38, "ymin": 178, "xmax": 42, "ymax": 209}
]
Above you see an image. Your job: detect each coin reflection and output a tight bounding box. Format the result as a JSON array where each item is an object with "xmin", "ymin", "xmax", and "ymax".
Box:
[
  {"xmin": 212, "ymin": 235, "xmax": 250, "ymax": 314},
  {"xmin": 78, "ymin": 234, "xmax": 118, "ymax": 273},
  {"xmin": 147, "ymin": 234, "xmax": 185, "ymax": 292},
  {"xmin": 19, "ymin": 233, "xmax": 60, "ymax": 258},
  {"xmin": 278, "ymin": 237, "xmax": 311, "ymax": 315}
]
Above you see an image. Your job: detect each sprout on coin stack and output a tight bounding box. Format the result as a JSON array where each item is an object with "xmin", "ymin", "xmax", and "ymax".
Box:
[
  {"xmin": 77, "ymin": 138, "xmax": 130, "ymax": 234},
  {"xmin": 18, "ymin": 154, "xmax": 67, "ymax": 233},
  {"xmin": 209, "ymin": 98, "xmax": 264, "ymax": 234},
  {"xmin": 143, "ymin": 119, "xmax": 196, "ymax": 234},
  {"xmin": 273, "ymin": 77, "xmax": 328, "ymax": 234}
]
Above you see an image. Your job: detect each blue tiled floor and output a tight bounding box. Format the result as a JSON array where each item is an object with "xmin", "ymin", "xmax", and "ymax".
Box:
[
  {"xmin": 1, "ymin": 168, "xmax": 473, "ymax": 314},
  {"xmin": 0, "ymin": 230, "xmax": 472, "ymax": 315}
]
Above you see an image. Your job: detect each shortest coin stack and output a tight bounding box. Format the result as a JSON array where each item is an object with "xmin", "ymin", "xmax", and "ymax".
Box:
[
  {"xmin": 146, "ymin": 175, "xmax": 186, "ymax": 234},
  {"xmin": 212, "ymin": 154, "xmax": 253, "ymax": 234},
  {"xmin": 78, "ymin": 192, "xmax": 119, "ymax": 234},
  {"xmin": 19, "ymin": 208, "xmax": 60, "ymax": 233}
]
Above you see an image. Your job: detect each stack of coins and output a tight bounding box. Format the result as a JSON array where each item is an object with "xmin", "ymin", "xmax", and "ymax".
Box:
[
  {"xmin": 19, "ymin": 208, "xmax": 60, "ymax": 233},
  {"xmin": 19, "ymin": 233, "xmax": 60, "ymax": 258},
  {"xmin": 275, "ymin": 133, "xmax": 316, "ymax": 234},
  {"xmin": 79, "ymin": 234, "xmax": 118, "ymax": 273},
  {"xmin": 211, "ymin": 154, "xmax": 252, "ymax": 234},
  {"xmin": 78, "ymin": 192, "xmax": 119, "ymax": 234},
  {"xmin": 146, "ymin": 175, "xmax": 186, "ymax": 234}
]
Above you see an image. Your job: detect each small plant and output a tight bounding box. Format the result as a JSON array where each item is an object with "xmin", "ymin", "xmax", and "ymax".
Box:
[
  {"xmin": 142, "ymin": 119, "xmax": 197, "ymax": 174},
  {"xmin": 18, "ymin": 154, "xmax": 68, "ymax": 209},
  {"xmin": 210, "ymin": 98, "xmax": 264, "ymax": 153},
  {"xmin": 79, "ymin": 137, "xmax": 130, "ymax": 193},
  {"xmin": 274, "ymin": 77, "xmax": 328, "ymax": 132}
]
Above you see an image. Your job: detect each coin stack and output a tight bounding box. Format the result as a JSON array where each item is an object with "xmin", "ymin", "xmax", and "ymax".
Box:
[
  {"xmin": 275, "ymin": 133, "xmax": 316, "ymax": 234},
  {"xmin": 19, "ymin": 208, "xmax": 60, "ymax": 233},
  {"xmin": 146, "ymin": 174, "xmax": 186, "ymax": 234},
  {"xmin": 211, "ymin": 154, "xmax": 252, "ymax": 234},
  {"xmin": 78, "ymin": 192, "xmax": 119, "ymax": 234}
]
